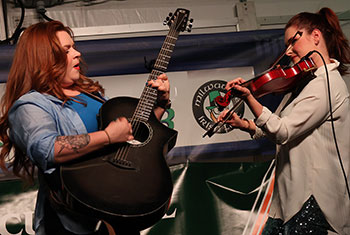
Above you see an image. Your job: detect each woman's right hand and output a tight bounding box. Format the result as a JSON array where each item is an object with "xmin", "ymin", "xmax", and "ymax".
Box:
[
  {"xmin": 217, "ymin": 109, "xmax": 255, "ymax": 135},
  {"xmin": 218, "ymin": 109, "xmax": 246, "ymax": 129},
  {"xmin": 104, "ymin": 117, "xmax": 134, "ymax": 143}
]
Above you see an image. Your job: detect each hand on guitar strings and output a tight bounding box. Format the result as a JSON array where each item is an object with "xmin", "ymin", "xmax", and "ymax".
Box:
[
  {"xmin": 104, "ymin": 117, "xmax": 134, "ymax": 144},
  {"xmin": 147, "ymin": 73, "xmax": 170, "ymax": 105}
]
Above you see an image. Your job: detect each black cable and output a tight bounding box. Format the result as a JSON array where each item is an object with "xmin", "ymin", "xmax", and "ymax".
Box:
[
  {"xmin": 38, "ymin": 11, "xmax": 54, "ymax": 21},
  {"xmin": 0, "ymin": 0, "xmax": 25, "ymax": 45},
  {"xmin": 307, "ymin": 50, "xmax": 350, "ymax": 200},
  {"xmin": 36, "ymin": 0, "xmax": 54, "ymax": 22},
  {"xmin": 1, "ymin": 0, "xmax": 9, "ymax": 40}
]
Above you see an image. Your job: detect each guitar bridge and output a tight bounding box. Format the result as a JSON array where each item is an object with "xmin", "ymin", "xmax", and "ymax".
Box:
[{"xmin": 103, "ymin": 156, "xmax": 136, "ymax": 170}]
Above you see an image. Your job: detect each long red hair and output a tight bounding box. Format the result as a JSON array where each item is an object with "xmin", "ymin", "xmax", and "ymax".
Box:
[{"xmin": 0, "ymin": 21, "xmax": 104, "ymax": 183}]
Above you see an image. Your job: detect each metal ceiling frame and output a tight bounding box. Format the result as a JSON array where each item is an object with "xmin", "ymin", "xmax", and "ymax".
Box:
[{"xmin": 1, "ymin": 0, "xmax": 349, "ymax": 42}]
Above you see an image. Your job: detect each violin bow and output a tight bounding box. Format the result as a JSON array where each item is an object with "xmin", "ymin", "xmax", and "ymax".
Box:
[
  {"xmin": 202, "ymin": 99, "xmax": 244, "ymax": 138},
  {"xmin": 268, "ymin": 31, "xmax": 303, "ymax": 71},
  {"xmin": 203, "ymin": 31, "xmax": 303, "ymax": 138}
]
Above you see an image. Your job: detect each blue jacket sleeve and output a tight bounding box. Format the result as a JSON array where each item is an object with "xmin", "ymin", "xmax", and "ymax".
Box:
[{"xmin": 9, "ymin": 103, "xmax": 58, "ymax": 172}]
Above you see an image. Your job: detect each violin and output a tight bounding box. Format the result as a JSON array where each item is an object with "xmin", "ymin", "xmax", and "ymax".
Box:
[
  {"xmin": 203, "ymin": 57, "xmax": 317, "ymax": 138},
  {"xmin": 215, "ymin": 57, "xmax": 316, "ymax": 110}
]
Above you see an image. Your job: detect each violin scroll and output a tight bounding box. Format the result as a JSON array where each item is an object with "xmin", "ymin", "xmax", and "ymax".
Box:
[
  {"xmin": 214, "ymin": 88, "xmax": 246, "ymax": 111},
  {"xmin": 214, "ymin": 91, "xmax": 231, "ymax": 111}
]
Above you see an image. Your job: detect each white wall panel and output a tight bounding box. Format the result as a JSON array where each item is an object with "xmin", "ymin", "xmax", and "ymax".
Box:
[{"xmin": 3, "ymin": 0, "xmax": 350, "ymax": 40}]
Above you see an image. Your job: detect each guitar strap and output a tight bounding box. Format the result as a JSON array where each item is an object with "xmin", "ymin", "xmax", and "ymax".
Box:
[
  {"xmin": 81, "ymin": 91, "xmax": 107, "ymax": 104},
  {"xmin": 78, "ymin": 90, "xmax": 106, "ymax": 130}
]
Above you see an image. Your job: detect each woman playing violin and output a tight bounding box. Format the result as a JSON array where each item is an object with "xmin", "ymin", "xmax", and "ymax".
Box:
[{"xmin": 218, "ymin": 7, "xmax": 350, "ymax": 234}]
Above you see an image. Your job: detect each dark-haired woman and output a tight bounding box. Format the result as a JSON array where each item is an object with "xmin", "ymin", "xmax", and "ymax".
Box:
[{"xmin": 219, "ymin": 7, "xmax": 350, "ymax": 234}]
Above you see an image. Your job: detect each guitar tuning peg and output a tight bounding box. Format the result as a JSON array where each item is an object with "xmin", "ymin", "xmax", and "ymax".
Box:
[
  {"xmin": 189, "ymin": 18, "xmax": 194, "ymax": 23},
  {"xmin": 169, "ymin": 12, "xmax": 173, "ymax": 16},
  {"xmin": 187, "ymin": 23, "xmax": 193, "ymax": 32},
  {"xmin": 163, "ymin": 16, "xmax": 170, "ymax": 25}
]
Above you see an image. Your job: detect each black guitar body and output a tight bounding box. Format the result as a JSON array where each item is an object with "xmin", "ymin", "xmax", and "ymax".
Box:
[
  {"xmin": 60, "ymin": 97, "xmax": 177, "ymax": 231},
  {"xmin": 60, "ymin": 8, "xmax": 191, "ymax": 231}
]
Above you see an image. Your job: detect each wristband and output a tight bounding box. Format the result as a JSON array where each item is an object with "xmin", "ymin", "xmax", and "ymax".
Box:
[{"xmin": 104, "ymin": 130, "xmax": 111, "ymax": 144}]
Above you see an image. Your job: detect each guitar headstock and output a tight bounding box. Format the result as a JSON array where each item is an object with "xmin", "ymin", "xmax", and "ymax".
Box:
[{"xmin": 163, "ymin": 8, "xmax": 193, "ymax": 32}]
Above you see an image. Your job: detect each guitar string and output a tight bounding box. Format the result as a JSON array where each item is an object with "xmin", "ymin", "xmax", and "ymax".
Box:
[
  {"xmin": 125, "ymin": 24, "xmax": 179, "ymax": 157},
  {"xmin": 127, "ymin": 16, "xmax": 180, "ymax": 138},
  {"xmin": 113, "ymin": 15, "xmax": 181, "ymax": 163},
  {"xmin": 125, "ymin": 14, "xmax": 183, "ymax": 156}
]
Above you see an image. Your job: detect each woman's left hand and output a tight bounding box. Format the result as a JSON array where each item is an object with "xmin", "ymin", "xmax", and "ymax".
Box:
[{"xmin": 148, "ymin": 73, "xmax": 170, "ymax": 103}]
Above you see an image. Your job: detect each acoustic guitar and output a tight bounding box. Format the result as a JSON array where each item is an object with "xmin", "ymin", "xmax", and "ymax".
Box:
[{"xmin": 60, "ymin": 8, "xmax": 191, "ymax": 231}]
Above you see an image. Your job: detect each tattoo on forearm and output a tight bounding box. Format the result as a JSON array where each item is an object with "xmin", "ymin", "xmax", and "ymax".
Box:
[{"xmin": 57, "ymin": 134, "xmax": 90, "ymax": 154}]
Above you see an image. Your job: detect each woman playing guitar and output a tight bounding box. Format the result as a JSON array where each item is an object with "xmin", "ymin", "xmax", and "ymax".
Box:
[{"xmin": 0, "ymin": 20, "xmax": 172, "ymax": 235}]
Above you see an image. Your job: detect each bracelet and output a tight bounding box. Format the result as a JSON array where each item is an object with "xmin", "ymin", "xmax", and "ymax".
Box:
[
  {"xmin": 104, "ymin": 130, "xmax": 111, "ymax": 145},
  {"xmin": 156, "ymin": 99, "xmax": 171, "ymax": 109},
  {"xmin": 243, "ymin": 118, "xmax": 256, "ymax": 137}
]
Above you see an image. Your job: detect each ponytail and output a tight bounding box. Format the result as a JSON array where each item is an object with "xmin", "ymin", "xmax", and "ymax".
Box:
[
  {"xmin": 317, "ymin": 8, "xmax": 350, "ymax": 75},
  {"xmin": 286, "ymin": 7, "xmax": 350, "ymax": 75}
]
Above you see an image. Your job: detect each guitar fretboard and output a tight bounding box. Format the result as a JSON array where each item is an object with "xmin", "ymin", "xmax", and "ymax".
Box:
[{"xmin": 133, "ymin": 25, "xmax": 181, "ymax": 121}]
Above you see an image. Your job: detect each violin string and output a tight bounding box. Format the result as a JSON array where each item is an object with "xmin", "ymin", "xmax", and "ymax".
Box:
[
  {"xmin": 269, "ymin": 31, "xmax": 302, "ymax": 71},
  {"xmin": 204, "ymin": 32, "xmax": 309, "ymax": 139}
]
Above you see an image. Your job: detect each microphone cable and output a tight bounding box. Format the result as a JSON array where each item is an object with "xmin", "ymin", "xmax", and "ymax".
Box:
[
  {"xmin": 306, "ymin": 50, "xmax": 350, "ymax": 200},
  {"xmin": 36, "ymin": 0, "xmax": 54, "ymax": 22}
]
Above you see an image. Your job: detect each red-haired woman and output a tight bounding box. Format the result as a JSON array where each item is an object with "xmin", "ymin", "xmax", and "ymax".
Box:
[
  {"xmin": 0, "ymin": 21, "xmax": 170, "ymax": 235},
  {"xmin": 219, "ymin": 8, "xmax": 350, "ymax": 234}
]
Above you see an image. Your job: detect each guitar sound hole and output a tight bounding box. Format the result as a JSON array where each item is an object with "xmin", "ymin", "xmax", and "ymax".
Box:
[{"xmin": 127, "ymin": 120, "xmax": 153, "ymax": 147}]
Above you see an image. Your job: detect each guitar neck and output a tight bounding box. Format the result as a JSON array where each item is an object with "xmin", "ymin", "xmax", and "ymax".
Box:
[
  {"xmin": 135, "ymin": 30, "xmax": 180, "ymax": 121},
  {"xmin": 131, "ymin": 8, "xmax": 191, "ymax": 121},
  {"xmin": 152, "ymin": 31, "xmax": 180, "ymax": 76}
]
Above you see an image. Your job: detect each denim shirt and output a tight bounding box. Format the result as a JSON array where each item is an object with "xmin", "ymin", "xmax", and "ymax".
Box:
[{"xmin": 8, "ymin": 90, "xmax": 99, "ymax": 234}]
